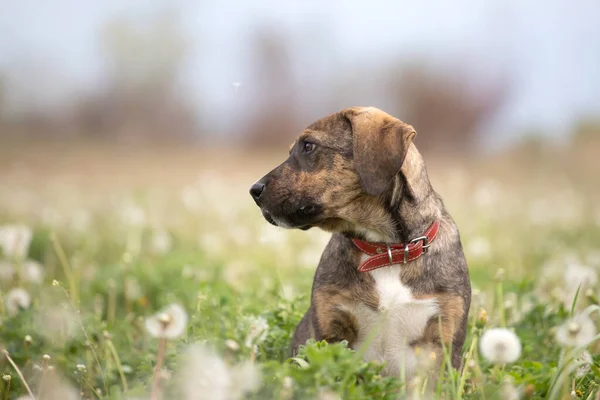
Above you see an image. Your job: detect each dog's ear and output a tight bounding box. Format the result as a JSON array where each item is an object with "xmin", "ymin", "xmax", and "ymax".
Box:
[{"xmin": 343, "ymin": 107, "xmax": 417, "ymax": 196}]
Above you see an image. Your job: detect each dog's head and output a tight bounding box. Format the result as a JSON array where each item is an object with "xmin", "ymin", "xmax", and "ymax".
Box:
[{"xmin": 249, "ymin": 107, "xmax": 417, "ymax": 234}]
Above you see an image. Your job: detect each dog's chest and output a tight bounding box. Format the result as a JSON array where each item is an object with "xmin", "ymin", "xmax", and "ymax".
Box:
[{"xmin": 352, "ymin": 256, "xmax": 439, "ymax": 376}]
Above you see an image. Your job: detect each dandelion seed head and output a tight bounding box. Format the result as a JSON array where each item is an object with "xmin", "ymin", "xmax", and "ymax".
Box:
[
  {"xmin": 501, "ymin": 377, "xmax": 519, "ymax": 400},
  {"xmin": 23, "ymin": 260, "xmax": 45, "ymax": 284},
  {"xmin": 317, "ymin": 390, "xmax": 341, "ymax": 400},
  {"xmin": 34, "ymin": 301, "xmax": 80, "ymax": 343},
  {"xmin": 121, "ymin": 203, "xmax": 146, "ymax": 228},
  {"xmin": 556, "ymin": 314, "xmax": 597, "ymax": 347},
  {"xmin": 145, "ymin": 303, "xmax": 188, "ymax": 339},
  {"xmin": 150, "ymin": 229, "xmax": 172, "ymax": 254},
  {"xmin": 574, "ymin": 350, "xmax": 593, "ymax": 377},
  {"xmin": 0, "ymin": 224, "xmax": 32, "ymax": 259},
  {"xmin": 179, "ymin": 344, "xmax": 231, "ymax": 400},
  {"xmin": 244, "ymin": 316, "xmax": 269, "ymax": 348},
  {"xmin": 480, "ymin": 328, "xmax": 522, "ymax": 364},
  {"xmin": 35, "ymin": 372, "xmax": 78, "ymax": 400},
  {"xmin": 5, "ymin": 288, "xmax": 31, "ymax": 316},
  {"xmin": 230, "ymin": 361, "xmax": 261, "ymax": 398},
  {"xmin": 564, "ymin": 263, "xmax": 598, "ymax": 307}
]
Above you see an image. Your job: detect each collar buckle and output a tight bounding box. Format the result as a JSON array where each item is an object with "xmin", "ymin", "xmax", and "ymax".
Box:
[{"xmin": 409, "ymin": 236, "xmax": 431, "ymax": 253}]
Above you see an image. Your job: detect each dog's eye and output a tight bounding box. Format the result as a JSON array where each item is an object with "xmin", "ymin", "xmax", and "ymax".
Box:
[{"xmin": 303, "ymin": 142, "xmax": 316, "ymax": 154}]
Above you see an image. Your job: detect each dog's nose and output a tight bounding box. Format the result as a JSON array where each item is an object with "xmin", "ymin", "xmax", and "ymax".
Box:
[{"xmin": 249, "ymin": 183, "xmax": 265, "ymax": 201}]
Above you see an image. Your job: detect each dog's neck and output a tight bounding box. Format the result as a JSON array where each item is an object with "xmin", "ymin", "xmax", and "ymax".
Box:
[{"xmin": 355, "ymin": 144, "xmax": 443, "ymax": 243}]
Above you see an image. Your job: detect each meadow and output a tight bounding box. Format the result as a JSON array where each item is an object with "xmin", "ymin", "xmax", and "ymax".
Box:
[{"xmin": 0, "ymin": 137, "xmax": 599, "ymax": 400}]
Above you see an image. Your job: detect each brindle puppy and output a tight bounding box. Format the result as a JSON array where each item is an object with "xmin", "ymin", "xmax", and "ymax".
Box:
[{"xmin": 249, "ymin": 107, "xmax": 471, "ymax": 378}]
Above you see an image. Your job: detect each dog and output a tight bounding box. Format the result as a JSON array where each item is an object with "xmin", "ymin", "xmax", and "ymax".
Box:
[{"xmin": 249, "ymin": 107, "xmax": 471, "ymax": 378}]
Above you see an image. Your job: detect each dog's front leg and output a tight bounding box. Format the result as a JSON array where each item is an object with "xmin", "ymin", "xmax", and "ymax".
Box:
[
  {"xmin": 312, "ymin": 287, "xmax": 359, "ymax": 346},
  {"xmin": 410, "ymin": 293, "xmax": 467, "ymax": 370}
]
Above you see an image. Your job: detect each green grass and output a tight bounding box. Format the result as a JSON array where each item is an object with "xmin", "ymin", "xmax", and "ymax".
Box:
[{"xmin": 0, "ymin": 163, "xmax": 599, "ymax": 400}]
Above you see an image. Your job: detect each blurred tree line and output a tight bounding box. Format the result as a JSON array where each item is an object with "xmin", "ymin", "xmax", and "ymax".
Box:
[
  {"xmin": 0, "ymin": 12, "xmax": 198, "ymax": 143},
  {"xmin": 0, "ymin": 11, "xmax": 597, "ymax": 153}
]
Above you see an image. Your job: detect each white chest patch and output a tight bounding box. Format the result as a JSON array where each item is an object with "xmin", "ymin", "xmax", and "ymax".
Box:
[{"xmin": 352, "ymin": 255, "xmax": 439, "ymax": 378}]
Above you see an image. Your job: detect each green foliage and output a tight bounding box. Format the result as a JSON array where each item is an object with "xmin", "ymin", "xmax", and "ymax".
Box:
[
  {"xmin": 1, "ymin": 182, "xmax": 600, "ymax": 399},
  {"xmin": 258, "ymin": 340, "xmax": 402, "ymax": 400}
]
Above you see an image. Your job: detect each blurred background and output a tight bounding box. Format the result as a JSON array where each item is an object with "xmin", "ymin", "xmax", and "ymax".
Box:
[
  {"xmin": 0, "ymin": 0, "xmax": 599, "ymax": 223},
  {"xmin": 1, "ymin": 0, "xmax": 599, "ymax": 148}
]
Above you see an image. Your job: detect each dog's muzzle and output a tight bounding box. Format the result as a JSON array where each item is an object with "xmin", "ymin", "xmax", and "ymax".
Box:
[{"xmin": 249, "ymin": 182, "xmax": 321, "ymax": 229}]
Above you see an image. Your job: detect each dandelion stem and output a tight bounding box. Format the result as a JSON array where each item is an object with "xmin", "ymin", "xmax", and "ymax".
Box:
[
  {"xmin": 457, "ymin": 335, "xmax": 478, "ymax": 399},
  {"xmin": 108, "ymin": 282, "xmax": 117, "ymax": 327},
  {"xmin": 50, "ymin": 232, "xmax": 79, "ymax": 305},
  {"xmin": 2, "ymin": 351, "xmax": 36, "ymax": 400},
  {"xmin": 151, "ymin": 338, "xmax": 167, "ymax": 400},
  {"xmin": 3, "ymin": 378, "xmax": 10, "ymax": 400},
  {"xmin": 59, "ymin": 286, "xmax": 107, "ymax": 393},
  {"xmin": 496, "ymin": 281, "xmax": 506, "ymax": 328},
  {"xmin": 106, "ymin": 339, "xmax": 129, "ymax": 392},
  {"xmin": 81, "ymin": 377, "xmax": 103, "ymax": 399}
]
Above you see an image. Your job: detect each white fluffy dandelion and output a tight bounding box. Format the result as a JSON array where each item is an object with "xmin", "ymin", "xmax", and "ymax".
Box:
[
  {"xmin": 317, "ymin": 390, "xmax": 341, "ymax": 400},
  {"xmin": 179, "ymin": 343, "xmax": 261, "ymax": 400},
  {"xmin": 35, "ymin": 372, "xmax": 79, "ymax": 400},
  {"xmin": 180, "ymin": 344, "xmax": 229, "ymax": 400},
  {"xmin": 0, "ymin": 224, "xmax": 32, "ymax": 259},
  {"xmin": 145, "ymin": 303, "xmax": 188, "ymax": 339},
  {"xmin": 5, "ymin": 288, "xmax": 31, "ymax": 316},
  {"xmin": 23, "ymin": 260, "xmax": 45, "ymax": 284},
  {"xmin": 564, "ymin": 263, "xmax": 597, "ymax": 306},
  {"xmin": 121, "ymin": 203, "xmax": 146, "ymax": 227},
  {"xmin": 34, "ymin": 303, "xmax": 79, "ymax": 343},
  {"xmin": 244, "ymin": 316, "xmax": 269, "ymax": 348},
  {"xmin": 574, "ymin": 350, "xmax": 593, "ymax": 378},
  {"xmin": 555, "ymin": 314, "xmax": 597, "ymax": 347},
  {"xmin": 500, "ymin": 377, "xmax": 519, "ymax": 400},
  {"xmin": 480, "ymin": 328, "xmax": 522, "ymax": 364},
  {"xmin": 150, "ymin": 229, "xmax": 172, "ymax": 254},
  {"xmin": 230, "ymin": 361, "xmax": 261, "ymax": 399}
]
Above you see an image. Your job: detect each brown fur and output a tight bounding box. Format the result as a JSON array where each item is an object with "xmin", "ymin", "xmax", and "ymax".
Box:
[
  {"xmin": 411, "ymin": 294, "xmax": 466, "ymax": 368},
  {"xmin": 250, "ymin": 106, "xmax": 471, "ymax": 376}
]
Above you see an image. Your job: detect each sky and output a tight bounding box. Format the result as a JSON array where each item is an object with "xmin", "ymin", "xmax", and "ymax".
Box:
[{"xmin": 1, "ymin": 0, "xmax": 599, "ymax": 144}]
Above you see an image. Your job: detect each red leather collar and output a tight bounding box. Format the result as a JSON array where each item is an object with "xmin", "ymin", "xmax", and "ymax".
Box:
[{"xmin": 352, "ymin": 221, "xmax": 441, "ymax": 273}]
